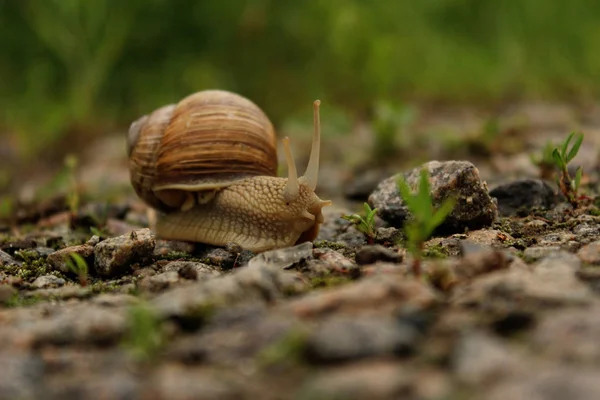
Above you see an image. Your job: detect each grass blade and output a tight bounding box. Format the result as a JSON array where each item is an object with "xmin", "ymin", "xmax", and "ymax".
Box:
[{"xmin": 566, "ymin": 132, "xmax": 583, "ymax": 163}]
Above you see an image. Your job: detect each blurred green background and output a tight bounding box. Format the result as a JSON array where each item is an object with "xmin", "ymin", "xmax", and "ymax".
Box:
[{"xmin": 1, "ymin": 0, "xmax": 600, "ymax": 185}]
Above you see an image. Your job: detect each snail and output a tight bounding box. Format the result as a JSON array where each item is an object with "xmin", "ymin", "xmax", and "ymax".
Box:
[{"xmin": 127, "ymin": 89, "xmax": 332, "ymax": 252}]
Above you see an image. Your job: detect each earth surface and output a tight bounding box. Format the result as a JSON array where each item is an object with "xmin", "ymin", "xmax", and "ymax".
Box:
[{"xmin": 1, "ymin": 101, "xmax": 600, "ymax": 400}]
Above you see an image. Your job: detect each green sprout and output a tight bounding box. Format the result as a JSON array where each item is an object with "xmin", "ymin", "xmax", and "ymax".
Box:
[
  {"xmin": 397, "ymin": 169, "xmax": 456, "ymax": 277},
  {"xmin": 66, "ymin": 252, "xmax": 89, "ymax": 286},
  {"xmin": 122, "ymin": 302, "xmax": 165, "ymax": 362},
  {"xmin": 551, "ymin": 132, "xmax": 584, "ymax": 208},
  {"xmin": 341, "ymin": 202, "xmax": 378, "ymax": 244}
]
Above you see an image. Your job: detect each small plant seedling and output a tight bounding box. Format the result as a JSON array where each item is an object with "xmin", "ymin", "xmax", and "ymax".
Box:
[
  {"xmin": 551, "ymin": 132, "xmax": 584, "ymax": 207},
  {"xmin": 66, "ymin": 252, "xmax": 89, "ymax": 286},
  {"xmin": 341, "ymin": 202, "xmax": 378, "ymax": 244},
  {"xmin": 397, "ymin": 169, "xmax": 456, "ymax": 277},
  {"xmin": 122, "ymin": 302, "xmax": 164, "ymax": 362}
]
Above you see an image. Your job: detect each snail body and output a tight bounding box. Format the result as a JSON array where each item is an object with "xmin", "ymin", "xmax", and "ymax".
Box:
[{"xmin": 127, "ymin": 89, "xmax": 331, "ymax": 252}]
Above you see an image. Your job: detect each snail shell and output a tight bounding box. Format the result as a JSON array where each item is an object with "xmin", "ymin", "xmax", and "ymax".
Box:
[{"xmin": 127, "ymin": 90, "xmax": 278, "ymax": 212}]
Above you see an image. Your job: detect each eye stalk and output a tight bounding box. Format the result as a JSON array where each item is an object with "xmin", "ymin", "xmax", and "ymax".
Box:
[
  {"xmin": 283, "ymin": 136, "xmax": 299, "ymax": 202},
  {"xmin": 299, "ymin": 100, "xmax": 321, "ymax": 191}
]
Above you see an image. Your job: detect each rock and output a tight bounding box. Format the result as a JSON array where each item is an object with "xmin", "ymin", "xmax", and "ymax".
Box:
[
  {"xmin": 452, "ymin": 331, "xmax": 524, "ymax": 386},
  {"xmin": 31, "ymin": 275, "xmax": 65, "ymax": 289},
  {"xmin": 86, "ymin": 235, "xmax": 101, "ymax": 246},
  {"xmin": 335, "ymin": 229, "xmax": 369, "ymax": 248},
  {"xmin": 486, "ymin": 366, "xmax": 600, "ymax": 400},
  {"xmin": 0, "ymin": 351, "xmax": 44, "ymax": 399},
  {"xmin": 453, "ymin": 245, "xmax": 510, "ymax": 280},
  {"xmin": 45, "ymin": 370, "xmax": 140, "ymax": 400},
  {"xmin": 145, "ymin": 365, "xmax": 241, "ymax": 400},
  {"xmin": 162, "ymin": 261, "xmax": 220, "ymax": 280},
  {"xmin": 47, "ymin": 244, "xmax": 94, "ymax": 273},
  {"xmin": 368, "ymin": 161, "xmax": 497, "ymax": 233},
  {"xmin": 91, "ymin": 293, "xmax": 140, "ymax": 307},
  {"xmin": 375, "ymin": 226, "xmax": 402, "ymax": 244},
  {"xmin": 153, "ymin": 239, "xmax": 196, "ymax": 257},
  {"xmin": 355, "ymin": 245, "xmax": 403, "ymax": 265},
  {"xmin": 0, "ymin": 249, "xmax": 21, "ymax": 266},
  {"xmin": 533, "ymin": 305, "xmax": 600, "ymax": 363},
  {"xmin": 578, "ymin": 240, "xmax": 600, "ymax": 265},
  {"xmin": 489, "ymin": 179, "xmax": 558, "ymax": 217},
  {"xmin": 23, "ymin": 304, "xmax": 127, "ymax": 345},
  {"xmin": 201, "ymin": 247, "xmax": 247, "ymax": 269},
  {"xmin": 535, "ymin": 250, "xmax": 581, "ymax": 271},
  {"xmin": 305, "ymin": 316, "xmax": 418, "ymax": 363},
  {"xmin": 573, "ymin": 222, "xmax": 600, "ymax": 238},
  {"xmin": 138, "ymin": 270, "xmax": 181, "ymax": 293},
  {"xmin": 24, "ymin": 285, "xmax": 92, "ymax": 301},
  {"xmin": 298, "ymin": 361, "xmax": 413, "ymax": 400},
  {"xmin": 248, "ymin": 242, "xmax": 314, "ymax": 270},
  {"xmin": 538, "ymin": 231, "xmax": 576, "ymax": 246},
  {"xmin": 167, "ymin": 306, "xmax": 303, "ymax": 365},
  {"xmin": 452, "ymin": 253, "xmax": 593, "ymax": 310},
  {"xmin": 94, "ymin": 228, "xmax": 155, "ymax": 277},
  {"xmin": 311, "ymin": 248, "xmax": 359, "ymax": 276},
  {"xmin": 151, "ymin": 263, "xmax": 307, "ymax": 324},
  {"xmin": 522, "ymin": 246, "xmax": 562, "ymax": 262},
  {"xmin": 288, "ymin": 274, "xmax": 440, "ymax": 318},
  {"xmin": 0, "ymin": 285, "xmax": 16, "ymax": 304}
]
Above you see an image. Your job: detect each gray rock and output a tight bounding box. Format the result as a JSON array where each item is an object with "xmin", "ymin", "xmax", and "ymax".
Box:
[
  {"xmin": 452, "ymin": 331, "xmax": 524, "ymax": 386},
  {"xmin": 27, "ymin": 304, "xmax": 127, "ymax": 346},
  {"xmin": 248, "ymin": 242, "xmax": 313, "ymax": 270},
  {"xmin": 305, "ymin": 316, "xmax": 418, "ymax": 363},
  {"xmin": 452, "ymin": 255, "xmax": 593, "ymax": 309},
  {"xmin": 145, "ymin": 365, "xmax": 241, "ymax": 400},
  {"xmin": 522, "ymin": 246, "xmax": 562, "ymax": 262},
  {"xmin": 138, "ymin": 270, "xmax": 181, "ymax": 293},
  {"xmin": 312, "ymin": 248, "xmax": 359, "ymax": 275},
  {"xmin": 489, "ymin": 179, "xmax": 558, "ymax": 217},
  {"xmin": 94, "ymin": 228, "xmax": 155, "ymax": 277},
  {"xmin": 153, "ymin": 239, "xmax": 196, "ymax": 257},
  {"xmin": 91, "ymin": 293, "xmax": 140, "ymax": 307},
  {"xmin": 151, "ymin": 263, "xmax": 306, "ymax": 322},
  {"xmin": 368, "ymin": 161, "xmax": 497, "ymax": 233},
  {"xmin": 535, "ymin": 250, "xmax": 581, "ymax": 271},
  {"xmin": 355, "ymin": 245, "xmax": 403, "ymax": 265},
  {"xmin": 375, "ymin": 226, "xmax": 402, "ymax": 244},
  {"xmin": 167, "ymin": 307, "xmax": 302, "ymax": 365},
  {"xmin": 486, "ymin": 366, "xmax": 600, "ymax": 400},
  {"xmin": 573, "ymin": 223, "xmax": 600, "ymax": 237},
  {"xmin": 287, "ymin": 274, "xmax": 440, "ymax": 318},
  {"xmin": 578, "ymin": 240, "xmax": 600, "ymax": 265},
  {"xmin": 0, "ymin": 351, "xmax": 44, "ymax": 400},
  {"xmin": 0, "ymin": 249, "xmax": 21, "ymax": 266},
  {"xmin": 45, "ymin": 370, "xmax": 140, "ymax": 400},
  {"xmin": 31, "ymin": 275, "xmax": 65, "ymax": 289},
  {"xmin": 47, "ymin": 244, "xmax": 94, "ymax": 273},
  {"xmin": 0, "ymin": 285, "xmax": 16, "ymax": 304},
  {"xmin": 162, "ymin": 261, "xmax": 220, "ymax": 280},
  {"xmin": 533, "ymin": 304, "xmax": 600, "ymax": 363},
  {"xmin": 299, "ymin": 361, "xmax": 414, "ymax": 400}
]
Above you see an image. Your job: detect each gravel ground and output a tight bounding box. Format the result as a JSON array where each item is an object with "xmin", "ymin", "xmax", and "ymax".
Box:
[{"xmin": 1, "ymin": 101, "xmax": 600, "ymax": 400}]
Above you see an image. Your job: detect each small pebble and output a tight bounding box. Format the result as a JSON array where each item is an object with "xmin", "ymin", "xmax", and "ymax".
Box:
[
  {"xmin": 47, "ymin": 244, "xmax": 94, "ymax": 273},
  {"xmin": 355, "ymin": 245, "xmax": 402, "ymax": 265},
  {"xmin": 94, "ymin": 228, "xmax": 155, "ymax": 277},
  {"xmin": 32, "ymin": 275, "xmax": 65, "ymax": 289}
]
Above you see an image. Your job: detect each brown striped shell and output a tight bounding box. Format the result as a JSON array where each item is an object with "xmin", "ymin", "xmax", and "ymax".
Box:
[{"xmin": 127, "ymin": 90, "xmax": 278, "ymax": 212}]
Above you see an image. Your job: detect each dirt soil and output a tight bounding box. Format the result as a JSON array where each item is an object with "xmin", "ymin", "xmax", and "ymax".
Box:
[{"xmin": 1, "ymin": 101, "xmax": 600, "ymax": 400}]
